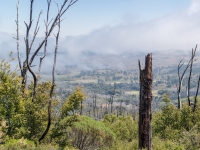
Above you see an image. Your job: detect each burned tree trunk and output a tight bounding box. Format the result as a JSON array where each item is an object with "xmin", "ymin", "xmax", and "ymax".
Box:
[
  {"xmin": 110, "ymin": 83, "xmax": 116, "ymax": 114},
  {"xmin": 193, "ymin": 75, "xmax": 200, "ymax": 112},
  {"xmin": 138, "ymin": 53, "xmax": 153, "ymax": 150}
]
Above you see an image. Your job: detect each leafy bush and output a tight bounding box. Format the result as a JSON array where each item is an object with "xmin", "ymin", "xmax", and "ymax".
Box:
[
  {"xmin": 67, "ymin": 116, "xmax": 115, "ymax": 150},
  {"xmin": 152, "ymin": 137, "xmax": 185, "ymax": 150},
  {"xmin": 153, "ymin": 104, "xmax": 183, "ymax": 140},
  {"xmin": 61, "ymin": 87, "xmax": 86, "ymax": 118},
  {"xmin": 153, "ymin": 102, "xmax": 200, "ymax": 141},
  {"xmin": 0, "ymin": 60, "xmax": 59, "ymax": 141},
  {"xmin": 1, "ymin": 138, "xmax": 76, "ymax": 150},
  {"xmin": 0, "ymin": 60, "xmax": 25, "ymax": 138},
  {"xmin": 181, "ymin": 122, "xmax": 200, "ymax": 149},
  {"xmin": 51, "ymin": 114, "xmax": 80, "ymax": 147},
  {"xmin": 4, "ymin": 138, "xmax": 35, "ymax": 150},
  {"xmin": 103, "ymin": 115, "xmax": 138, "ymax": 142}
]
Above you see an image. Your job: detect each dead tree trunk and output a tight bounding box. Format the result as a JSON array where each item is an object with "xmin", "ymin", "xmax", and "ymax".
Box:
[
  {"xmin": 193, "ymin": 75, "xmax": 200, "ymax": 112},
  {"xmin": 110, "ymin": 84, "xmax": 116, "ymax": 114},
  {"xmin": 93, "ymin": 92, "xmax": 97, "ymax": 118},
  {"xmin": 138, "ymin": 53, "xmax": 153, "ymax": 150},
  {"xmin": 187, "ymin": 45, "xmax": 197, "ymax": 106}
]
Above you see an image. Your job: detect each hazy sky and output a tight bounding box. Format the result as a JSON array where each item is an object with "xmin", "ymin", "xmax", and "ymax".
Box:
[
  {"xmin": 0, "ymin": 0, "xmax": 191, "ymax": 36},
  {"xmin": 1, "ymin": 0, "xmax": 200, "ymax": 70}
]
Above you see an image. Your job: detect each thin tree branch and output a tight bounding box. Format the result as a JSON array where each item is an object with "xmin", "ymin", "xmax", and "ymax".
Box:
[
  {"xmin": 177, "ymin": 57, "xmax": 191, "ymax": 109},
  {"xmin": 24, "ymin": 0, "xmax": 38, "ymax": 100},
  {"xmin": 14, "ymin": 0, "xmax": 22, "ymax": 75},
  {"xmin": 29, "ymin": 0, "xmax": 78, "ymax": 66},
  {"xmin": 38, "ymin": 0, "xmax": 51, "ymax": 74},
  {"xmin": 39, "ymin": 1, "xmax": 61, "ymax": 142},
  {"xmin": 30, "ymin": 10, "xmax": 43, "ymax": 50},
  {"xmin": 110, "ymin": 83, "xmax": 116, "ymax": 114},
  {"xmin": 187, "ymin": 45, "xmax": 197, "ymax": 106},
  {"xmin": 193, "ymin": 75, "xmax": 200, "ymax": 112}
]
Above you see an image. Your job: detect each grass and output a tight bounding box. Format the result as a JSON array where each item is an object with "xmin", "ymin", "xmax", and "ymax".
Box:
[
  {"xmin": 125, "ymin": 90, "xmax": 159, "ymax": 96},
  {"xmin": 173, "ymin": 96, "xmax": 200, "ymax": 103},
  {"xmin": 70, "ymin": 79, "xmax": 98, "ymax": 83}
]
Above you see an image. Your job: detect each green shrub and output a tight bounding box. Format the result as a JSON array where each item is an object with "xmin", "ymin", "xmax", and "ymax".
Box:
[
  {"xmin": 4, "ymin": 138, "xmax": 35, "ymax": 150},
  {"xmin": 152, "ymin": 137, "xmax": 185, "ymax": 150},
  {"xmin": 101, "ymin": 139, "xmax": 138, "ymax": 150},
  {"xmin": 103, "ymin": 115, "xmax": 138, "ymax": 142},
  {"xmin": 68, "ymin": 116, "xmax": 115, "ymax": 150},
  {"xmin": 181, "ymin": 122, "xmax": 200, "ymax": 149},
  {"xmin": 152, "ymin": 104, "xmax": 183, "ymax": 140}
]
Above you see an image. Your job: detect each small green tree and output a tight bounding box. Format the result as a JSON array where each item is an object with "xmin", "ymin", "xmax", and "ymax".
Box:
[
  {"xmin": 61, "ymin": 87, "xmax": 86, "ymax": 118},
  {"xmin": 153, "ymin": 104, "xmax": 182, "ymax": 140},
  {"xmin": 51, "ymin": 87, "xmax": 86, "ymax": 147},
  {"xmin": 181, "ymin": 122, "xmax": 200, "ymax": 149},
  {"xmin": 162, "ymin": 93, "xmax": 171, "ymax": 103},
  {"xmin": 0, "ymin": 60, "xmax": 24, "ymax": 137},
  {"xmin": 22, "ymin": 81, "xmax": 59, "ymax": 141},
  {"xmin": 103, "ymin": 115, "xmax": 138, "ymax": 142},
  {"xmin": 153, "ymin": 101, "xmax": 200, "ymax": 142},
  {"xmin": 0, "ymin": 60, "xmax": 59, "ymax": 142}
]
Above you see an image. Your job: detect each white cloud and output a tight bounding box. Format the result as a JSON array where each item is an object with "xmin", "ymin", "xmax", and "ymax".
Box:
[
  {"xmin": 188, "ymin": 0, "xmax": 200, "ymax": 14},
  {"xmin": 60, "ymin": 7, "xmax": 200, "ymax": 54},
  {"xmin": 1, "ymin": 0, "xmax": 200, "ymax": 70}
]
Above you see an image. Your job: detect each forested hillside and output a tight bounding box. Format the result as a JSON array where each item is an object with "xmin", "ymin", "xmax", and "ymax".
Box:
[{"xmin": 0, "ymin": 51, "xmax": 200, "ymax": 149}]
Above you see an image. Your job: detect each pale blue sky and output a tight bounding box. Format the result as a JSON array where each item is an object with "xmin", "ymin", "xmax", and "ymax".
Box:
[
  {"xmin": 1, "ymin": 0, "xmax": 200, "ymax": 58},
  {"xmin": 1, "ymin": 0, "xmax": 200, "ymax": 70},
  {"xmin": 0, "ymin": 0, "xmax": 191, "ymax": 36}
]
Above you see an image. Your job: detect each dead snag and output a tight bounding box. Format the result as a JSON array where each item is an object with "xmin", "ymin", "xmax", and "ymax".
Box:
[
  {"xmin": 193, "ymin": 75, "xmax": 200, "ymax": 112},
  {"xmin": 187, "ymin": 45, "xmax": 197, "ymax": 106},
  {"xmin": 177, "ymin": 58, "xmax": 190, "ymax": 109},
  {"xmin": 138, "ymin": 53, "xmax": 153, "ymax": 150}
]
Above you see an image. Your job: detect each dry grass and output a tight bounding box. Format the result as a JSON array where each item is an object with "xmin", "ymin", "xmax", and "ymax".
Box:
[
  {"xmin": 70, "ymin": 79, "xmax": 97, "ymax": 83},
  {"xmin": 125, "ymin": 90, "xmax": 158, "ymax": 96}
]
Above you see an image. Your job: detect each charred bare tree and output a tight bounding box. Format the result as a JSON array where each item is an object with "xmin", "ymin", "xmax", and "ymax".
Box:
[
  {"xmin": 110, "ymin": 83, "xmax": 116, "ymax": 114},
  {"xmin": 92, "ymin": 89, "xmax": 97, "ymax": 118},
  {"xmin": 138, "ymin": 53, "xmax": 152, "ymax": 150},
  {"xmin": 177, "ymin": 45, "xmax": 197, "ymax": 109},
  {"xmin": 15, "ymin": 0, "xmax": 78, "ymax": 99},
  {"xmin": 80, "ymin": 100, "xmax": 83, "ymax": 115},
  {"xmin": 13, "ymin": 0, "xmax": 22, "ymax": 76},
  {"xmin": 119, "ymin": 100, "xmax": 122, "ymax": 116},
  {"xmin": 39, "ymin": 1, "xmax": 62, "ymax": 142},
  {"xmin": 193, "ymin": 75, "xmax": 200, "ymax": 112},
  {"xmin": 177, "ymin": 58, "xmax": 191, "ymax": 109},
  {"xmin": 14, "ymin": 0, "xmax": 78, "ymax": 142},
  {"xmin": 100, "ymin": 103, "xmax": 103, "ymax": 118},
  {"xmin": 187, "ymin": 45, "xmax": 197, "ymax": 106}
]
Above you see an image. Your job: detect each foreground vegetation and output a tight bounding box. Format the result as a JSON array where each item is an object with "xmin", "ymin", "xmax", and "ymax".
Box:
[{"xmin": 0, "ymin": 58, "xmax": 200, "ymax": 150}]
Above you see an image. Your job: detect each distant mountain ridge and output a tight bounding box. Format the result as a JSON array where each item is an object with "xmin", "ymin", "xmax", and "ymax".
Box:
[{"xmin": 1, "ymin": 50, "xmax": 199, "ymax": 72}]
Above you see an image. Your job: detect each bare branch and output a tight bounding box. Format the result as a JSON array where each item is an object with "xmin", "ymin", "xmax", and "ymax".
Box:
[
  {"xmin": 39, "ymin": 0, "xmax": 61, "ymax": 142},
  {"xmin": 30, "ymin": 0, "xmax": 78, "ymax": 67},
  {"xmin": 15, "ymin": 0, "xmax": 78, "ymax": 139},
  {"xmin": 138, "ymin": 60, "xmax": 141, "ymax": 71},
  {"xmin": 14, "ymin": 0, "xmax": 22, "ymax": 75},
  {"xmin": 24, "ymin": 0, "xmax": 37, "ymax": 100},
  {"xmin": 193, "ymin": 75, "xmax": 200, "ymax": 112},
  {"xmin": 187, "ymin": 45, "xmax": 197, "ymax": 106},
  {"xmin": 177, "ymin": 56, "xmax": 191, "ymax": 109},
  {"xmin": 52, "ymin": 32, "xmax": 57, "ymax": 38},
  {"xmin": 110, "ymin": 83, "xmax": 116, "ymax": 114},
  {"xmin": 60, "ymin": 0, "xmax": 78, "ymax": 17},
  {"xmin": 30, "ymin": 10, "xmax": 43, "ymax": 50},
  {"xmin": 47, "ymin": 18, "xmax": 54, "ymax": 26},
  {"xmin": 38, "ymin": 0, "xmax": 51, "ymax": 74}
]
